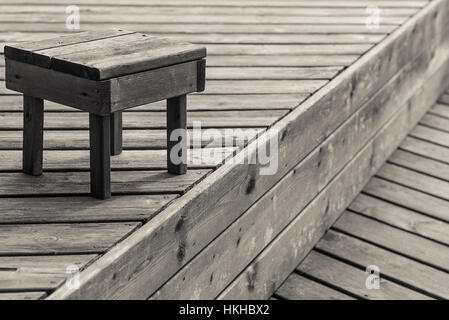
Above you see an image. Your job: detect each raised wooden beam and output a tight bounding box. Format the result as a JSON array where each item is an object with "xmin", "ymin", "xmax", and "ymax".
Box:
[
  {"xmin": 89, "ymin": 113, "xmax": 111, "ymax": 199},
  {"xmin": 110, "ymin": 111, "xmax": 122, "ymax": 156},
  {"xmin": 22, "ymin": 94, "xmax": 43, "ymax": 176},
  {"xmin": 167, "ymin": 95, "xmax": 187, "ymax": 175}
]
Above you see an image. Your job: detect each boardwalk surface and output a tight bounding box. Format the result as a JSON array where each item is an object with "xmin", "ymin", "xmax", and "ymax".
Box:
[
  {"xmin": 0, "ymin": 0, "xmax": 434, "ymax": 299},
  {"xmin": 274, "ymin": 94, "xmax": 449, "ymax": 300}
]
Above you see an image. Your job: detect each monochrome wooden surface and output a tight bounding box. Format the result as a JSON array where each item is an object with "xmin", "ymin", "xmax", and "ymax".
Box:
[{"xmin": 0, "ymin": 0, "xmax": 447, "ymax": 300}]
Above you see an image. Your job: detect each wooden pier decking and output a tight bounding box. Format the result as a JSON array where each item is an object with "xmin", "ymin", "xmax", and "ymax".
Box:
[
  {"xmin": 274, "ymin": 95, "xmax": 449, "ymax": 300},
  {"xmin": 0, "ymin": 0, "xmax": 448, "ymax": 300}
]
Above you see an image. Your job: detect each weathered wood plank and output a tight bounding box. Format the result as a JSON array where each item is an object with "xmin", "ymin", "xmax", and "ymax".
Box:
[
  {"xmin": 0, "ymin": 222, "xmax": 140, "ymax": 255},
  {"xmin": 5, "ymin": 60, "xmax": 111, "ymax": 115},
  {"xmin": 275, "ymin": 273, "xmax": 355, "ymax": 300},
  {"xmin": 400, "ymin": 136, "xmax": 449, "ymax": 165},
  {"xmin": 0, "ymin": 129, "xmax": 261, "ymax": 150},
  {"xmin": 3, "ymin": 29, "xmax": 134, "ymax": 63},
  {"xmin": 333, "ymin": 212, "xmax": 449, "ymax": 272},
  {"xmin": 388, "ymin": 149, "xmax": 449, "ymax": 181},
  {"xmin": 110, "ymin": 111, "xmax": 123, "ymax": 156},
  {"xmin": 0, "ymin": 195, "xmax": 176, "ymax": 224},
  {"xmin": 376, "ymin": 163, "xmax": 449, "ymax": 201},
  {"xmin": 349, "ymin": 194, "xmax": 449, "ymax": 244},
  {"xmin": 438, "ymin": 93, "xmax": 449, "ymax": 104},
  {"xmin": 0, "ymin": 292, "xmax": 46, "ymax": 300},
  {"xmin": 419, "ymin": 113, "xmax": 449, "ymax": 133},
  {"xmin": 0, "ymin": 24, "xmax": 397, "ymax": 35},
  {"xmin": 0, "ymin": 169, "xmax": 210, "ymax": 196},
  {"xmin": 0, "ymin": 6, "xmax": 419, "ymax": 16},
  {"xmin": 0, "ymin": 13, "xmax": 408, "ymax": 25},
  {"xmin": 0, "ymin": 94, "xmax": 304, "ymax": 111},
  {"xmin": 205, "ymin": 66, "xmax": 342, "ymax": 79},
  {"xmin": 0, "ymin": 79, "xmax": 325, "ymax": 96},
  {"xmin": 297, "ymin": 251, "xmax": 430, "ymax": 300},
  {"xmin": 0, "ymin": 110, "xmax": 287, "ymax": 129},
  {"xmin": 409, "ymin": 125, "xmax": 449, "ymax": 148},
  {"xmin": 0, "ymin": 255, "xmax": 96, "ymax": 291},
  {"xmin": 363, "ymin": 177, "xmax": 449, "ymax": 222},
  {"xmin": 316, "ymin": 231, "xmax": 449, "ymax": 299},
  {"xmin": 0, "ymin": 1, "xmax": 429, "ymax": 8},
  {"xmin": 429, "ymin": 103, "xmax": 449, "ymax": 119}
]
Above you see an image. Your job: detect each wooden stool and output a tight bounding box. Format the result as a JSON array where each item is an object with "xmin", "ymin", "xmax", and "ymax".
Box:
[{"xmin": 4, "ymin": 30, "xmax": 206, "ymax": 199}]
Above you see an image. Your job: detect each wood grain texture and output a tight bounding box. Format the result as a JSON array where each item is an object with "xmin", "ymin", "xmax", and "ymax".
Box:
[
  {"xmin": 349, "ymin": 193, "xmax": 449, "ymax": 244},
  {"xmin": 364, "ymin": 177, "xmax": 449, "ymax": 222},
  {"xmin": 0, "ymin": 222, "xmax": 140, "ymax": 255},
  {"xmin": 0, "ymin": 170, "xmax": 210, "ymax": 196},
  {"xmin": 0, "ymin": 292, "xmax": 46, "ymax": 300},
  {"xmin": 333, "ymin": 212, "xmax": 449, "ymax": 272},
  {"xmin": 0, "ymin": 255, "xmax": 96, "ymax": 291},
  {"xmin": 0, "ymin": 195, "xmax": 176, "ymax": 223},
  {"xmin": 275, "ymin": 273, "xmax": 355, "ymax": 300},
  {"xmin": 297, "ymin": 251, "xmax": 430, "ymax": 300},
  {"xmin": 316, "ymin": 230, "xmax": 449, "ymax": 299}
]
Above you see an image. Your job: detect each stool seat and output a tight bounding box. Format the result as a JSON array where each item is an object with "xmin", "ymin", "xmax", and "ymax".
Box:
[
  {"xmin": 4, "ymin": 30, "xmax": 206, "ymax": 199},
  {"xmin": 5, "ymin": 29, "xmax": 206, "ymax": 80}
]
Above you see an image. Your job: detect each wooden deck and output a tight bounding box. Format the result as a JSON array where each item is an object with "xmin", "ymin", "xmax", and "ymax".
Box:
[
  {"xmin": 0, "ymin": 0, "xmax": 448, "ymax": 299},
  {"xmin": 274, "ymin": 96, "xmax": 449, "ymax": 300}
]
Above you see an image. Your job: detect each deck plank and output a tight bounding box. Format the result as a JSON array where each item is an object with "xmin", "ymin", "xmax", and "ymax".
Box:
[
  {"xmin": 0, "ymin": 149, "xmax": 234, "ymax": 171},
  {"xmin": 333, "ymin": 212, "xmax": 449, "ymax": 272},
  {"xmin": 0, "ymin": 255, "xmax": 96, "ymax": 291},
  {"xmin": 363, "ymin": 177, "xmax": 449, "ymax": 222},
  {"xmin": 0, "ymin": 170, "xmax": 210, "ymax": 196},
  {"xmin": 0, "ymin": 292, "xmax": 46, "ymax": 300},
  {"xmin": 0, "ymin": 110, "xmax": 288, "ymax": 129},
  {"xmin": 0, "ymin": 222, "xmax": 140, "ymax": 255},
  {"xmin": 315, "ymin": 231, "xmax": 449, "ymax": 299},
  {"xmin": 297, "ymin": 251, "xmax": 430, "ymax": 300},
  {"xmin": 388, "ymin": 149, "xmax": 449, "ymax": 180},
  {"xmin": 0, "ymin": 129, "xmax": 262, "ymax": 150},
  {"xmin": 349, "ymin": 194, "xmax": 449, "ymax": 245},
  {"xmin": 400, "ymin": 136, "xmax": 449, "ymax": 164},
  {"xmin": 409, "ymin": 125, "xmax": 449, "ymax": 148},
  {"xmin": 0, "ymin": 195, "xmax": 176, "ymax": 224},
  {"xmin": 275, "ymin": 273, "xmax": 355, "ymax": 300},
  {"xmin": 376, "ymin": 163, "xmax": 449, "ymax": 201}
]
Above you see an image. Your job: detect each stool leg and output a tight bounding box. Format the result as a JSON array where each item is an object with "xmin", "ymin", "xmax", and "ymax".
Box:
[
  {"xmin": 23, "ymin": 95, "xmax": 44, "ymax": 176},
  {"xmin": 89, "ymin": 113, "xmax": 111, "ymax": 199},
  {"xmin": 110, "ymin": 111, "xmax": 122, "ymax": 156},
  {"xmin": 167, "ymin": 95, "xmax": 187, "ymax": 175}
]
